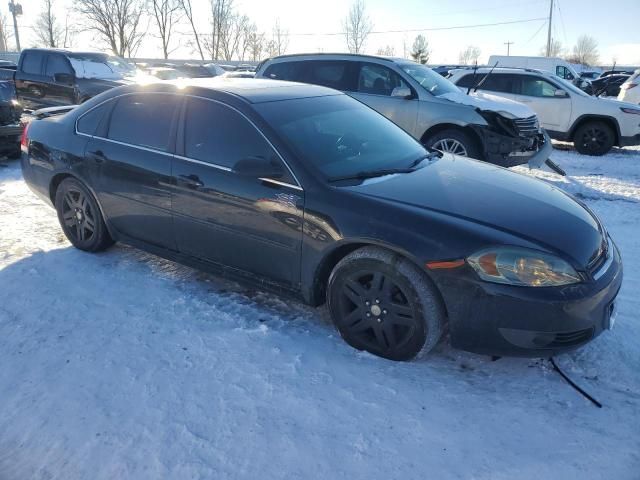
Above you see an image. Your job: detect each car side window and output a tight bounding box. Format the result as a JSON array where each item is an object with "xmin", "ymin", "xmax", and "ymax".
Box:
[
  {"xmin": 520, "ymin": 76, "xmax": 558, "ymax": 97},
  {"xmin": 357, "ymin": 63, "xmax": 409, "ymax": 96},
  {"xmin": 45, "ymin": 54, "xmax": 73, "ymax": 77},
  {"xmin": 76, "ymin": 102, "xmax": 111, "ymax": 136},
  {"xmin": 184, "ymin": 98, "xmax": 292, "ymax": 182},
  {"xmin": 307, "ymin": 61, "xmax": 353, "ymax": 90},
  {"xmin": 22, "ymin": 52, "xmax": 44, "ymax": 75},
  {"xmin": 107, "ymin": 94, "xmax": 179, "ymax": 151},
  {"xmin": 263, "ymin": 61, "xmax": 306, "ymax": 81}
]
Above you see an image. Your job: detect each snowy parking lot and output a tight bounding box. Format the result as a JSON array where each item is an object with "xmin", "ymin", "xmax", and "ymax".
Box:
[{"xmin": 1, "ymin": 146, "xmax": 639, "ymax": 479}]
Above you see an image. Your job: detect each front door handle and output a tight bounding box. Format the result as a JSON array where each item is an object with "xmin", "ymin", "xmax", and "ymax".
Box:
[{"xmin": 177, "ymin": 174, "xmax": 204, "ymax": 188}]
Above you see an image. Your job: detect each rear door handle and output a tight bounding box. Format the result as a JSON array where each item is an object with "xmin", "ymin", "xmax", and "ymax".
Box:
[
  {"xmin": 177, "ymin": 174, "xmax": 204, "ymax": 188},
  {"xmin": 87, "ymin": 150, "xmax": 106, "ymax": 163}
]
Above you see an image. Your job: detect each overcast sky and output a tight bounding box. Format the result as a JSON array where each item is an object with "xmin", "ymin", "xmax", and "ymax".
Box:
[{"xmin": 3, "ymin": 0, "xmax": 639, "ymax": 65}]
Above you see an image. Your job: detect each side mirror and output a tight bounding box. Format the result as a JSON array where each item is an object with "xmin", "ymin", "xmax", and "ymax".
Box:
[
  {"xmin": 234, "ymin": 156, "xmax": 284, "ymax": 179},
  {"xmin": 391, "ymin": 86, "xmax": 412, "ymax": 99},
  {"xmin": 54, "ymin": 73, "xmax": 74, "ymax": 84},
  {"xmin": 554, "ymin": 89, "xmax": 568, "ymax": 98}
]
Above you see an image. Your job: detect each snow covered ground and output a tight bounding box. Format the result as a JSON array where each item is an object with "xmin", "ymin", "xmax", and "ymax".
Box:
[{"xmin": 0, "ymin": 146, "xmax": 639, "ymax": 480}]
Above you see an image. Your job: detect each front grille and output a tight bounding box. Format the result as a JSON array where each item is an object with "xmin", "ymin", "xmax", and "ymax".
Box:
[{"xmin": 514, "ymin": 115, "xmax": 540, "ymax": 137}]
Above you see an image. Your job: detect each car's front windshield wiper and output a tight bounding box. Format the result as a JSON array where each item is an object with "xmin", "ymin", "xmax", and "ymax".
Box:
[{"xmin": 328, "ymin": 152, "xmax": 439, "ymax": 183}]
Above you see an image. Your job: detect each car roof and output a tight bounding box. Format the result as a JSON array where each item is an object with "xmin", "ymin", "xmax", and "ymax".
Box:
[
  {"xmin": 125, "ymin": 78, "xmax": 342, "ymax": 104},
  {"xmin": 449, "ymin": 67, "xmax": 548, "ymax": 76},
  {"xmin": 263, "ymin": 52, "xmax": 418, "ymax": 66}
]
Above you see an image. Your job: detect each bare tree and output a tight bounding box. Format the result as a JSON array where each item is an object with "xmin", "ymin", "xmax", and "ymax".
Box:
[
  {"xmin": 570, "ymin": 35, "xmax": 599, "ymax": 66},
  {"xmin": 178, "ymin": 0, "xmax": 204, "ymax": 60},
  {"xmin": 271, "ymin": 19, "xmax": 288, "ymax": 56},
  {"xmin": 376, "ymin": 45, "xmax": 394, "ymax": 56},
  {"xmin": 151, "ymin": 0, "xmax": 181, "ymax": 59},
  {"xmin": 0, "ymin": 13, "xmax": 13, "ymax": 51},
  {"xmin": 539, "ymin": 38, "xmax": 563, "ymax": 57},
  {"xmin": 410, "ymin": 35, "xmax": 429, "ymax": 64},
  {"xmin": 343, "ymin": 0, "xmax": 372, "ymax": 54},
  {"xmin": 458, "ymin": 46, "xmax": 481, "ymax": 65},
  {"xmin": 246, "ymin": 27, "xmax": 264, "ymax": 61},
  {"xmin": 75, "ymin": 0, "xmax": 146, "ymax": 57}
]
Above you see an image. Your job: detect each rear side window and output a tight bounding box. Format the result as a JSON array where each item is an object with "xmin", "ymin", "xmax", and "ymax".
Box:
[
  {"xmin": 520, "ymin": 76, "xmax": 558, "ymax": 97},
  {"xmin": 357, "ymin": 63, "xmax": 409, "ymax": 96},
  {"xmin": 21, "ymin": 52, "xmax": 44, "ymax": 75},
  {"xmin": 76, "ymin": 102, "xmax": 111, "ymax": 135},
  {"xmin": 45, "ymin": 54, "xmax": 73, "ymax": 77},
  {"xmin": 263, "ymin": 61, "xmax": 306, "ymax": 81},
  {"xmin": 184, "ymin": 98, "xmax": 287, "ymax": 177},
  {"xmin": 107, "ymin": 94, "xmax": 179, "ymax": 151},
  {"xmin": 307, "ymin": 61, "xmax": 353, "ymax": 90},
  {"xmin": 455, "ymin": 73, "xmax": 517, "ymax": 93}
]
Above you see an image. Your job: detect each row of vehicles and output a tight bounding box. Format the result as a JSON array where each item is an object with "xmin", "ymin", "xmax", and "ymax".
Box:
[{"xmin": 18, "ymin": 49, "xmax": 624, "ymax": 361}]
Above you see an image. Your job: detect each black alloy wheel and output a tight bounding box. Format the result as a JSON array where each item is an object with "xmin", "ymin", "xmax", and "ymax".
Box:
[
  {"xmin": 573, "ymin": 121, "xmax": 615, "ymax": 156},
  {"xmin": 55, "ymin": 177, "xmax": 114, "ymax": 252},
  {"xmin": 338, "ymin": 270, "xmax": 418, "ymax": 354},
  {"xmin": 328, "ymin": 247, "xmax": 445, "ymax": 361}
]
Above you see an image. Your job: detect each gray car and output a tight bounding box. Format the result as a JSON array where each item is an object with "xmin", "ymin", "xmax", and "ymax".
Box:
[{"xmin": 256, "ymin": 53, "xmax": 551, "ymax": 168}]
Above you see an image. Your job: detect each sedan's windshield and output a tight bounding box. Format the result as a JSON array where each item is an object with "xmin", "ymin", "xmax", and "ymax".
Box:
[
  {"xmin": 256, "ymin": 95, "xmax": 428, "ymax": 180},
  {"xmin": 399, "ymin": 63, "xmax": 460, "ymax": 97}
]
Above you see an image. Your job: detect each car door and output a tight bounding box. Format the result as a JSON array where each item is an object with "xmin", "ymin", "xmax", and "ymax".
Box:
[
  {"xmin": 15, "ymin": 50, "xmax": 49, "ymax": 109},
  {"xmin": 42, "ymin": 53, "xmax": 76, "ymax": 105},
  {"xmin": 171, "ymin": 96, "xmax": 304, "ymax": 286},
  {"xmin": 349, "ymin": 62, "xmax": 418, "ymax": 135},
  {"xmin": 512, "ymin": 75, "xmax": 572, "ymax": 131},
  {"xmin": 83, "ymin": 93, "xmax": 179, "ymax": 250}
]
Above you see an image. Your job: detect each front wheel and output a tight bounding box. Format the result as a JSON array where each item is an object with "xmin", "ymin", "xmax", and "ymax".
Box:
[
  {"xmin": 423, "ymin": 129, "xmax": 481, "ymax": 159},
  {"xmin": 573, "ymin": 121, "xmax": 615, "ymax": 156},
  {"xmin": 54, "ymin": 177, "xmax": 115, "ymax": 252},
  {"xmin": 327, "ymin": 247, "xmax": 445, "ymax": 361}
]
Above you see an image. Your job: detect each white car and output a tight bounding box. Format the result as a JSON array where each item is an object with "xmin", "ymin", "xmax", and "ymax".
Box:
[
  {"xmin": 618, "ymin": 70, "xmax": 640, "ymax": 105},
  {"xmin": 449, "ymin": 67, "xmax": 640, "ymax": 156}
]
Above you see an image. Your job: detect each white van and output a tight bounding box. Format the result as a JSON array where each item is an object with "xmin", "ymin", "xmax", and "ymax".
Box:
[{"xmin": 487, "ymin": 55, "xmax": 580, "ymax": 82}]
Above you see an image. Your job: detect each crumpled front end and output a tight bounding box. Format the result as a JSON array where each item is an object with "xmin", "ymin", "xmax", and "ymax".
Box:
[{"xmin": 473, "ymin": 111, "xmax": 551, "ymax": 168}]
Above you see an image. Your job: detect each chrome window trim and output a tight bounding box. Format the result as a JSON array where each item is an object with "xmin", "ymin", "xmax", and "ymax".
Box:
[
  {"xmin": 173, "ymin": 154, "xmax": 232, "ymax": 172},
  {"xmin": 74, "ymin": 91, "xmax": 304, "ymax": 191}
]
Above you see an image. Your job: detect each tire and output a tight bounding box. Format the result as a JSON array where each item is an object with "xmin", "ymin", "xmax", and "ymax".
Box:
[
  {"xmin": 573, "ymin": 121, "xmax": 615, "ymax": 156},
  {"xmin": 327, "ymin": 246, "xmax": 445, "ymax": 361},
  {"xmin": 423, "ymin": 129, "xmax": 481, "ymax": 159},
  {"xmin": 54, "ymin": 177, "xmax": 114, "ymax": 252}
]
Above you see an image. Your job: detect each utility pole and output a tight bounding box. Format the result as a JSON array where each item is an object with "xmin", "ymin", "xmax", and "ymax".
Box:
[
  {"xmin": 545, "ymin": 0, "xmax": 554, "ymax": 57},
  {"xmin": 504, "ymin": 41, "xmax": 514, "ymax": 56},
  {"xmin": 8, "ymin": 0, "xmax": 22, "ymax": 51}
]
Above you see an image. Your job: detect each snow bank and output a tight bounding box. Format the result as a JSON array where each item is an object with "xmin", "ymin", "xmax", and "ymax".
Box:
[{"xmin": 0, "ymin": 146, "xmax": 638, "ymax": 479}]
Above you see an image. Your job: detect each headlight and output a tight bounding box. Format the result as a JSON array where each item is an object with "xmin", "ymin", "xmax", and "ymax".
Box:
[
  {"xmin": 620, "ymin": 107, "xmax": 640, "ymax": 115},
  {"xmin": 467, "ymin": 246, "xmax": 581, "ymax": 287}
]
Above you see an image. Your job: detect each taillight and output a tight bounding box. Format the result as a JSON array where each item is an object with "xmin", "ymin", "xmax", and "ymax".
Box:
[
  {"xmin": 621, "ymin": 83, "xmax": 638, "ymax": 90},
  {"xmin": 20, "ymin": 122, "xmax": 30, "ymax": 152}
]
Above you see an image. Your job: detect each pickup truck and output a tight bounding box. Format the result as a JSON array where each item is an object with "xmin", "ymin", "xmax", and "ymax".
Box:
[{"xmin": 0, "ymin": 48, "xmax": 138, "ymax": 110}]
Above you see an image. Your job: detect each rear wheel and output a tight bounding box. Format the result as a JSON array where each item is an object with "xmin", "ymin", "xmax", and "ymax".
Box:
[
  {"xmin": 327, "ymin": 247, "xmax": 445, "ymax": 361},
  {"xmin": 423, "ymin": 129, "xmax": 481, "ymax": 159},
  {"xmin": 573, "ymin": 121, "xmax": 615, "ymax": 156},
  {"xmin": 54, "ymin": 178, "xmax": 114, "ymax": 252}
]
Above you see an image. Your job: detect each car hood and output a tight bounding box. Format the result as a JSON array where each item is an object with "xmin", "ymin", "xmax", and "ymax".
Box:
[
  {"xmin": 440, "ymin": 90, "xmax": 536, "ymax": 119},
  {"xmin": 348, "ymin": 155, "xmax": 603, "ymax": 267}
]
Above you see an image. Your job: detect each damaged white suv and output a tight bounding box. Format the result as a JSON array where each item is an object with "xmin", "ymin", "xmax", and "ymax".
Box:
[
  {"xmin": 255, "ymin": 54, "xmax": 551, "ymax": 168},
  {"xmin": 449, "ymin": 67, "xmax": 640, "ymax": 156}
]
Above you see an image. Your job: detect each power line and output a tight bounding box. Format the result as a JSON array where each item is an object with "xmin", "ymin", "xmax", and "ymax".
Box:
[
  {"xmin": 288, "ymin": 17, "xmax": 548, "ymax": 37},
  {"xmin": 526, "ymin": 20, "xmax": 548, "ymax": 43}
]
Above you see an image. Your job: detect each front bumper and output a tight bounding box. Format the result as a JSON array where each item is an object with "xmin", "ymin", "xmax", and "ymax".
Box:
[
  {"xmin": 620, "ymin": 133, "xmax": 640, "ymax": 147},
  {"xmin": 432, "ymin": 241, "xmax": 623, "ymax": 357},
  {"xmin": 479, "ymin": 128, "xmax": 552, "ymax": 169}
]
